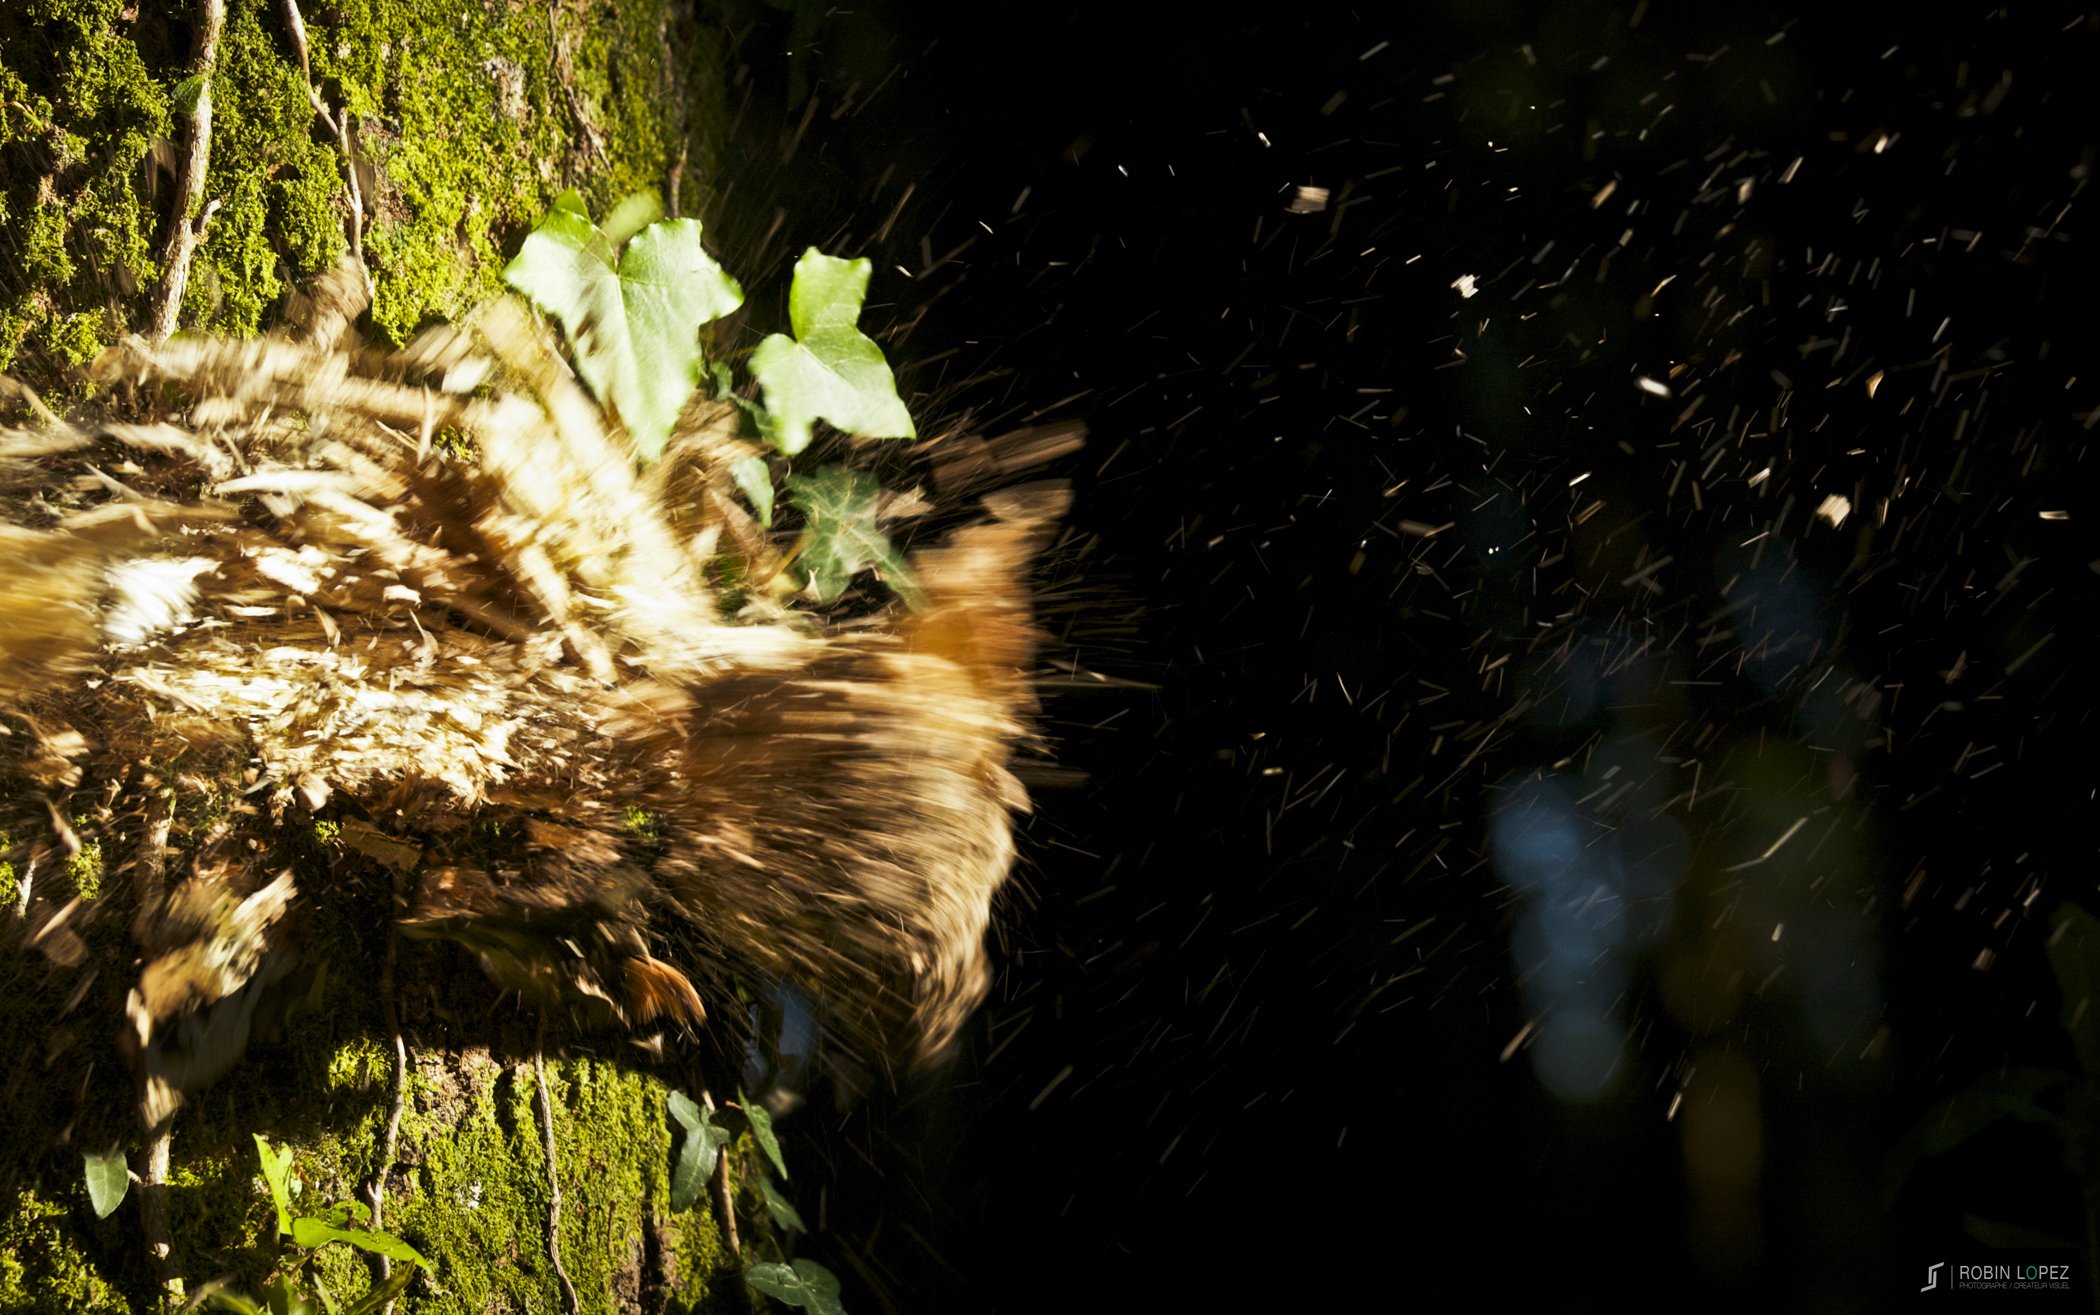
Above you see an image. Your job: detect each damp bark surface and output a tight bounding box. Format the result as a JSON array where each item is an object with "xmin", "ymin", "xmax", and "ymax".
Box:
[{"xmin": 0, "ymin": 3, "xmax": 766, "ymax": 1310}]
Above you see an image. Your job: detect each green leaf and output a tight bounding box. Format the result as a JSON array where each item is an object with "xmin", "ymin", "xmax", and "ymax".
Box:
[
  {"xmin": 783, "ymin": 466, "xmax": 921, "ymax": 608},
  {"xmin": 667, "ymin": 1090, "xmax": 731, "ymax": 1213},
  {"xmin": 1918, "ymin": 1068, "xmax": 2069, "ymax": 1156},
  {"xmin": 197, "ymin": 1283, "xmax": 266, "ymax": 1315},
  {"xmin": 504, "ymin": 193, "xmax": 632, "ymax": 416},
  {"xmin": 749, "ymin": 249, "xmax": 915, "ymax": 456},
  {"xmin": 708, "ymin": 359, "xmax": 739, "ymax": 399},
  {"xmin": 338, "ymin": 1266, "xmax": 416, "ymax": 1315},
  {"xmin": 600, "ymin": 192, "xmax": 663, "ymax": 249},
  {"xmin": 254, "ymin": 1136, "xmax": 296, "ymax": 1237},
  {"xmin": 1962, "ymin": 1214, "xmax": 2077, "ymax": 1250},
  {"xmin": 758, "ymin": 1177, "xmax": 806, "ymax": 1234},
  {"xmin": 739, "ymin": 1088, "xmax": 788, "ymax": 1180},
  {"xmin": 729, "ymin": 453, "xmax": 775, "ymax": 527},
  {"xmin": 83, "ymin": 1148, "xmax": 128, "ymax": 1220},
  {"xmin": 668, "ymin": 1088, "xmax": 704, "ymax": 1132},
  {"xmin": 618, "ymin": 218, "xmax": 746, "ymax": 458},
  {"xmin": 319, "ymin": 1199, "xmax": 371, "ymax": 1229},
  {"xmin": 1887, "ymin": 1066, "xmax": 2071, "ymax": 1203},
  {"xmin": 172, "ymin": 74, "xmax": 208, "ymax": 115},
  {"xmin": 289, "ymin": 1218, "xmax": 432, "ymax": 1271},
  {"xmin": 262, "ymin": 1276, "xmax": 319, "ymax": 1315},
  {"xmin": 2048, "ymin": 903, "xmax": 2100, "ymax": 1077},
  {"xmin": 502, "ymin": 193, "xmax": 743, "ymax": 462},
  {"xmin": 744, "ymin": 1259, "xmax": 845, "ymax": 1315}
]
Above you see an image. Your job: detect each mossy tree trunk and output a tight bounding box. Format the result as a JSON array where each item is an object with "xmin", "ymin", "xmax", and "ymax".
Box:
[{"xmin": 0, "ymin": 3, "xmax": 762, "ymax": 1310}]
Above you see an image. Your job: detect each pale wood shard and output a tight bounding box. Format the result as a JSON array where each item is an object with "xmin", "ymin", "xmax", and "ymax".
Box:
[{"xmin": 1, "ymin": 265, "xmax": 1073, "ymax": 1121}]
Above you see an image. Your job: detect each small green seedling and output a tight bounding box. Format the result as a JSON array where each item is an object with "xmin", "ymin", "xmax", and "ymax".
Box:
[{"xmin": 191, "ymin": 1137, "xmax": 432, "ymax": 1315}]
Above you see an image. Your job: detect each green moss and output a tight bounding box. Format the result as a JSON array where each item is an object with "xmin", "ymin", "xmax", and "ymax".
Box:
[
  {"xmin": 182, "ymin": 0, "xmax": 348, "ymax": 336},
  {"xmin": 381, "ymin": 1051, "xmax": 694, "ymax": 1312},
  {"xmin": 2, "ymin": 0, "xmax": 728, "ymax": 380},
  {"xmin": 164, "ymin": 1138, "xmax": 277, "ymax": 1299},
  {"xmin": 324, "ymin": 1035, "xmax": 385, "ymax": 1092},
  {"xmin": 134, "ymin": 1008, "xmax": 731, "ymax": 1312},
  {"xmin": 0, "ymin": 3, "xmax": 744, "ymax": 1305},
  {"xmin": 48, "ymin": 310, "xmax": 108, "ymax": 366},
  {"xmin": 0, "ymin": 1188, "xmax": 127, "ymax": 1313},
  {"xmin": 0, "ymin": 0, "xmax": 173, "ymax": 378},
  {"xmin": 663, "ymin": 1157, "xmax": 732, "ymax": 1314},
  {"xmin": 431, "ymin": 424, "xmax": 478, "ymax": 463},
  {"xmin": 65, "ymin": 840, "xmax": 103, "ymax": 900},
  {"xmin": 0, "ymin": 809, "xmax": 739, "ymax": 1312},
  {"xmin": 305, "ymin": 0, "xmax": 729, "ymax": 345}
]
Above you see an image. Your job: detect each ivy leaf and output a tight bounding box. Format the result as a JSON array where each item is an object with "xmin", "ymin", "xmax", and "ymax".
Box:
[
  {"xmin": 618, "ymin": 218, "xmax": 746, "ymax": 457},
  {"xmin": 738, "ymin": 1088, "xmax": 788, "ymax": 1180},
  {"xmin": 783, "ymin": 466, "xmax": 921, "ymax": 608},
  {"xmin": 729, "ymin": 452, "xmax": 775, "ymax": 527},
  {"xmin": 667, "ymin": 1089, "xmax": 731, "ymax": 1213},
  {"xmin": 758, "ymin": 1177, "xmax": 806, "ymax": 1234},
  {"xmin": 599, "ymin": 192, "xmax": 663, "ymax": 249},
  {"xmin": 2048, "ymin": 903, "xmax": 2100, "ymax": 1078},
  {"xmin": 503, "ymin": 193, "xmax": 627, "ymax": 400},
  {"xmin": 254, "ymin": 1135, "xmax": 296, "ymax": 1237},
  {"xmin": 707, "ymin": 358, "xmax": 743, "ymax": 401},
  {"xmin": 83, "ymin": 1148, "xmax": 128, "ymax": 1220},
  {"xmin": 745, "ymin": 1259, "xmax": 846, "ymax": 1315},
  {"xmin": 503, "ymin": 192, "xmax": 743, "ymax": 462},
  {"xmin": 749, "ymin": 249, "xmax": 915, "ymax": 456},
  {"xmin": 289, "ymin": 1217, "xmax": 433, "ymax": 1270}
]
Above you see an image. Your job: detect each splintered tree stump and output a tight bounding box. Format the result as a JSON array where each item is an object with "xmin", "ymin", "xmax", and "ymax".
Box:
[{"xmin": 0, "ymin": 3, "xmax": 763, "ymax": 1310}]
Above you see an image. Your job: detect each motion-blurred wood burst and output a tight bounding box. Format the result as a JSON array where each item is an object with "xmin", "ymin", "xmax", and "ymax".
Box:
[{"xmin": 0, "ymin": 266, "xmax": 1075, "ymax": 1131}]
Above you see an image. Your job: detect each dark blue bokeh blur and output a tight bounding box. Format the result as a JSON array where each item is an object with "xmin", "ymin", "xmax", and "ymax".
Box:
[{"xmin": 707, "ymin": 3, "xmax": 2100, "ymax": 1309}]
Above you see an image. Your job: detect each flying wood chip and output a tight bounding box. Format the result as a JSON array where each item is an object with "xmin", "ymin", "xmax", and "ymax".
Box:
[{"xmin": 0, "ymin": 269, "xmax": 1072, "ymax": 1131}]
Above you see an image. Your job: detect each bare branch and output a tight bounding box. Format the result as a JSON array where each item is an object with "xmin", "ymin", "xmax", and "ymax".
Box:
[
  {"xmin": 148, "ymin": 0, "xmax": 226, "ymax": 343},
  {"xmin": 534, "ymin": 1018, "xmax": 581, "ymax": 1315}
]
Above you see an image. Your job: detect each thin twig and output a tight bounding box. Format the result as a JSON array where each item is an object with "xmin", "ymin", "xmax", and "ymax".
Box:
[
  {"xmin": 281, "ymin": 0, "xmax": 368, "ymax": 292},
  {"xmin": 547, "ymin": 1, "xmax": 608, "ymax": 168},
  {"xmin": 662, "ymin": 8, "xmax": 687, "ymax": 220},
  {"xmin": 149, "ymin": 0, "xmax": 226, "ymax": 343},
  {"xmin": 710, "ymin": 1096, "xmax": 740, "ymax": 1262},
  {"xmin": 133, "ymin": 789, "xmax": 178, "ymax": 1297},
  {"xmin": 362, "ymin": 915, "xmax": 408, "ymax": 1309},
  {"xmin": 534, "ymin": 1015, "xmax": 580, "ymax": 1315}
]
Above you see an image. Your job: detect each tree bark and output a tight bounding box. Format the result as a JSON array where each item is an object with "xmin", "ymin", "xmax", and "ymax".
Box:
[{"xmin": 0, "ymin": 2, "xmax": 761, "ymax": 1309}]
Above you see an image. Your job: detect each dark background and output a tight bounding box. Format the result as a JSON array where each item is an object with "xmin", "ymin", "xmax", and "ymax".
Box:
[{"xmin": 704, "ymin": 3, "xmax": 2100, "ymax": 1310}]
